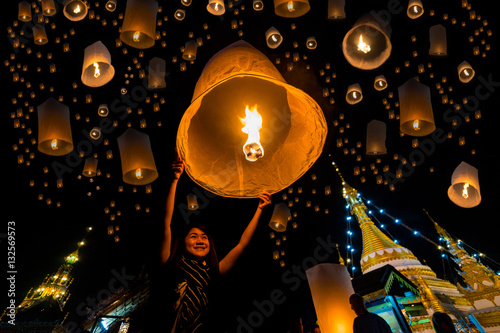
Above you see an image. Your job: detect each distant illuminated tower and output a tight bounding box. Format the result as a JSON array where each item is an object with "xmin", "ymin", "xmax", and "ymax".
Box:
[
  {"xmin": 336, "ymin": 169, "xmax": 477, "ymax": 332},
  {"xmin": 431, "ymin": 214, "xmax": 500, "ymax": 330},
  {"xmin": 1, "ymin": 228, "xmax": 91, "ymax": 323}
]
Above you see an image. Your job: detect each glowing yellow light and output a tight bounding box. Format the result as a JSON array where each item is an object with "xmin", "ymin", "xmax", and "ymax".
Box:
[
  {"xmin": 93, "ymin": 62, "xmax": 100, "ymax": 78},
  {"xmin": 462, "ymin": 182, "xmax": 469, "ymax": 199},
  {"xmin": 74, "ymin": 4, "xmax": 81, "ymax": 14},
  {"xmin": 412, "ymin": 119, "xmax": 420, "ymax": 131},
  {"xmin": 271, "ymin": 35, "xmax": 278, "ymax": 42},
  {"xmin": 463, "ymin": 69, "xmax": 470, "ymax": 76},
  {"xmin": 287, "ymin": 1, "xmax": 295, "ymax": 12},
  {"xmin": 357, "ymin": 35, "xmax": 371, "ymax": 53},
  {"xmin": 214, "ymin": 2, "xmax": 220, "ymax": 11},
  {"xmin": 240, "ymin": 105, "xmax": 264, "ymax": 162},
  {"xmin": 51, "ymin": 139, "xmax": 59, "ymax": 150},
  {"xmin": 133, "ymin": 31, "xmax": 141, "ymax": 42},
  {"xmin": 135, "ymin": 168, "xmax": 144, "ymax": 179},
  {"xmin": 413, "ymin": 6, "xmax": 419, "ymax": 13}
]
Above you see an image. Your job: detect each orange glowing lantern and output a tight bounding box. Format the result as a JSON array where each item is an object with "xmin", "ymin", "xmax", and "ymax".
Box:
[
  {"xmin": 269, "ymin": 202, "xmax": 291, "ymax": 232},
  {"xmin": 187, "ymin": 193, "xmax": 199, "ymax": 210},
  {"xmin": 18, "ymin": 1, "xmax": 32, "ymax": 22},
  {"xmin": 182, "ymin": 40, "xmax": 198, "ymax": 60},
  {"xmin": 374, "ymin": 75, "xmax": 387, "ymax": 91},
  {"xmin": 398, "ymin": 78, "xmax": 435, "ymax": 136},
  {"xmin": 458, "ymin": 61, "xmax": 475, "ymax": 83},
  {"xmin": 328, "ymin": 0, "xmax": 346, "ymax": 20},
  {"xmin": 207, "ymin": 0, "xmax": 225, "ymax": 15},
  {"xmin": 148, "ymin": 57, "xmax": 166, "ymax": 89},
  {"xmin": 37, "ymin": 97, "xmax": 74, "ymax": 156},
  {"xmin": 448, "ymin": 161, "xmax": 481, "ymax": 208},
  {"xmin": 274, "ymin": 0, "xmax": 310, "ymax": 18},
  {"xmin": 407, "ymin": 0, "xmax": 424, "ymax": 19},
  {"xmin": 366, "ymin": 120, "xmax": 387, "ymax": 155},
  {"xmin": 342, "ymin": 12, "xmax": 392, "ymax": 70},
  {"xmin": 346, "ymin": 83, "xmax": 362, "ymax": 105},
  {"xmin": 117, "ymin": 128, "xmax": 158, "ymax": 185},
  {"xmin": 63, "ymin": 0, "xmax": 88, "ymax": 21},
  {"xmin": 42, "ymin": 0, "xmax": 57, "ymax": 16},
  {"xmin": 265, "ymin": 27, "xmax": 283, "ymax": 49},
  {"xmin": 429, "ymin": 24, "xmax": 447, "ymax": 56},
  {"xmin": 81, "ymin": 41, "xmax": 115, "ymax": 88},
  {"xmin": 33, "ymin": 25, "xmax": 48, "ymax": 45},
  {"xmin": 120, "ymin": 0, "xmax": 158, "ymax": 49},
  {"xmin": 176, "ymin": 40, "xmax": 327, "ymax": 198},
  {"xmin": 306, "ymin": 263, "xmax": 357, "ymax": 333},
  {"xmin": 83, "ymin": 157, "xmax": 98, "ymax": 177}
]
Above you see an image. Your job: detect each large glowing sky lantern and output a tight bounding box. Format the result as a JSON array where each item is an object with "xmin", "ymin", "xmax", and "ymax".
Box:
[{"xmin": 177, "ymin": 40, "xmax": 327, "ymax": 198}]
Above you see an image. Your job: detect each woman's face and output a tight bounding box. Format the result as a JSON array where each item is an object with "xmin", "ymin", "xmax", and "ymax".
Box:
[{"xmin": 184, "ymin": 227, "xmax": 210, "ymax": 260}]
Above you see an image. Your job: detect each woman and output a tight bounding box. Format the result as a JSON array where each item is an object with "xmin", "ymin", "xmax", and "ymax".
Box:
[{"xmin": 155, "ymin": 149, "xmax": 272, "ymax": 332}]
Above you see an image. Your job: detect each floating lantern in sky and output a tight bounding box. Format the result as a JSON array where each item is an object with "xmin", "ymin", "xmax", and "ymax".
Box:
[
  {"xmin": 105, "ymin": 0, "xmax": 117, "ymax": 12},
  {"xmin": 33, "ymin": 25, "xmax": 48, "ymax": 45},
  {"xmin": 306, "ymin": 264, "xmax": 357, "ymax": 333},
  {"xmin": 328, "ymin": 0, "xmax": 346, "ymax": 19},
  {"xmin": 429, "ymin": 24, "xmax": 447, "ymax": 56},
  {"xmin": 207, "ymin": 0, "xmax": 225, "ymax": 15},
  {"xmin": 407, "ymin": 0, "xmax": 424, "ymax": 19},
  {"xmin": 187, "ymin": 193, "xmax": 199, "ymax": 210},
  {"xmin": 374, "ymin": 75, "xmax": 387, "ymax": 91},
  {"xmin": 265, "ymin": 27, "xmax": 283, "ymax": 49},
  {"xmin": 119, "ymin": 0, "xmax": 158, "ymax": 49},
  {"xmin": 117, "ymin": 128, "xmax": 158, "ymax": 185},
  {"xmin": 366, "ymin": 120, "xmax": 387, "ymax": 155},
  {"xmin": 269, "ymin": 203, "xmax": 291, "ymax": 232},
  {"xmin": 148, "ymin": 57, "xmax": 166, "ymax": 89},
  {"xmin": 18, "ymin": 1, "xmax": 32, "ymax": 22},
  {"xmin": 398, "ymin": 78, "xmax": 435, "ymax": 136},
  {"xmin": 176, "ymin": 40, "xmax": 327, "ymax": 198},
  {"xmin": 457, "ymin": 61, "xmax": 475, "ymax": 83},
  {"xmin": 174, "ymin": 9, "xmax": 186, "ymax": 21},
  {"xmin": 306, "ymin": 36, "xmax": 317, "ymax": 49},
  {"xmin": 37, "ymin": 98, "xmax": 74, "ymax": 156},
  {"xmin": 42, "ymin": 0, "xmax": 57, "ymax": 16},
  {"xmin": 81, "ymin": 41, "xmax": 115, "ymax": 87},
  {"xmin": 253, "ymin": 0, "xmax": 264, "ymax": 11},
  {"xmin": 342, "ymin": 12, "xmax": 392, "ymax": 70},
  {"xmin": 182, "ymin": 40, "xmax": 198, "ymax": 61},
  {"xmin": 63, "ymin": 0, "xmax": 88, "ymax": 21},
  {"xmin": 346, "ymin": 83, "xmax": 363, "ymax": 104},
  {"xmin": 83, "ymin": 157, "xmax": 98, "ymax": 177},
  {"xmin": 448, "ymin": 161, "xmax": 481, "ymax": 208},
  {"xmin": 274, "ymin": 0, "xmax": 310, "ymax": 18}
]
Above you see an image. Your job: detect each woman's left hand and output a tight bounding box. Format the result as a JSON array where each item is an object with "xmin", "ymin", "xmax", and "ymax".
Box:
[{"xmin": 257, "ymin": 191, "xmax": 272, "ymax": 210}]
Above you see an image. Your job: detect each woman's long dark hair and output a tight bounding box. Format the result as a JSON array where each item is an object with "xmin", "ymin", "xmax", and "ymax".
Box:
[{"xmin": 169, "ymin": 222, "xmax": 220, "ymax": 275}]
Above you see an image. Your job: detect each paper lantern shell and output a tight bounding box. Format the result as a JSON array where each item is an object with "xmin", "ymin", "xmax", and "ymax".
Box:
[
  {"xmin": 63, "ymin": 0, "xmax": 88, "ymax": 21},
  {"xmin": 177, "ymin": 40, "xmax": 327, "ymax": 198},
  {"xmin": 269, "ymin": 203, "xmax": 291, "ymax": 232},
  {"xmin": 458, "ymin": 61, "xmax": 475, "ymax": 83},
  {"xmin": 33, "ymin": 25, "xmax": 48, "ymax": 45},
  {"xmin": 42, "ymin": 0, "xmax": 57, "ymax": 16},
  {"xmin": 207, "ymin": 0, "xmax": 225, "ymax": 15},
  {"xmin": 407, "ymin": 0, "xmax": 424, "ymax": 19},
  {"xmin": 448, "ymin": 161, "xmax": 481, "ymax": 208},
  {"xmin": 328, "ymin": 0, "xmax": 346, "ymax": 19},
  {"xmin": 81, "ymin": 41, "xmax": 115, "ymax": 88},
  {"xmin": 119, "ymin": 0, "xmax": 158, "ymax": 49},
  {"xmin": 274, "ymin": 0, "xmax": 310, "ymax": 18},
  {"xmin": 148, "ymin": 57, "xmax": 167, "ymax": 89},
  {"xmin": 342, "ymin": 12, "xmax": 392, "ymax": 70},
  {"xmin": 117, "ymin": 128, "xmax": 158, "ymax": 185},
  {"xmin": 366, "ymin": 120, "xmax": 387, "ymax": 155},
  {"xmin": 398, "ymin": 78, "xmax": 435, "ymax": 137},
  {"xmin": 18, "ymin": 1, "xmax": 32, "ymax": 22},
  {"xmin": 429, "ymin": 24, "xmax": 447, "ymax": 56},
  {"xmin": 306, "ymin": 264, "xmax": 357, "ymax": 333},
  {"xmin": 37, "ymin": 98, "xmax": 74, "ymax": 156}
]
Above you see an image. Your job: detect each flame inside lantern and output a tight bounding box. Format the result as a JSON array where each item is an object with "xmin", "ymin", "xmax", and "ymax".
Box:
[
  {"xmin": 357, "ymin": 34, "xmax": 371, "ymax": 53},
  {"xmin": 240, "ymin": 105, "xmax": 264, "ymax": 162}
]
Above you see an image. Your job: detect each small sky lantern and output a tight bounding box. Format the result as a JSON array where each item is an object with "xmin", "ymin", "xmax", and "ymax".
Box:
[
  {"xmin": 18, "ymin": 1, "xmax": 32, "ymax": 22},
  {"xmin": 265, "ymin": 27, "xmax": 283, "ymax": 49},
  {"xmin": 182, "ymin": 40, "xmax": 198, "ymax": 61},
  {"xmin": 374, "ymin": 75, "xmax": 388, "ymax": 91},
  {"xmin": 448, "ymin": 161, "xmax": 481, "ymax": 208},
  {"xmin": 42, "ymin": 0, "xmax": 57, "ymax": 16},
  {"xmin": 253, "ymin": 0, "xmax": 264, "ymax": 11},
  {"xmin": 398, "ymin": 78, "xmax": 435, "ymax": 137},
  {"xmin": 207, "ymin": 0, "xmax": 225, "ymax": 15},
  {"xmin": 117, "ymin": 128, "xmax": 158, "ymax": 185},
  {"xmin": 33, "ymin": 25, "xmax": 48, "ymax": 45},
  {"xmin": 63, "ymin": 0, "xmax": 88, "ymax": 21},
  {"xmin": 274, "ymin": 0, "xmax": 310, "ymax": 18},
  {"xmin": 148, "ymin": 57, "xmax": 166, "ymax": 89},
  {"xmin": 306, "ymin": 36, "xmax": 317, "ymax": 50},
  {"xmin": 269, "ymin": 203, "xmax": 291, "ymax": 232},
  {"xmin": 429, "ymin": 24, "xmax": 447, "ymax": 56},
  {"xmin": 120, "ymin": 0, "xmax": 158, "ymax": 49},
  {"xmin": 346, "ymin": 83, "xmax": 363, "ymax": 104},
  {"xmin": 328, "ymin": 0, "xmax": 346, "ymax": 19},
  {"xmin": 366, "ymin": 120, "xmax": 387, "ymax": 155},
  {"xmin": 105, "ymin": 0, "xmax": 117, "ymax": 12},
  {"xmin": 37, "ymin": 97, "xmax": 74, "ymax": 156},
  {"xmin": 458, "ymin": 61, "xmax": 475, "ymax": 83},
  {"xmin": 174, "ymin": 9, "xmax": 186, "ymax": 21},
  {"xmin": 81, "ymin": 41, "xmax": 115, "ymax": 88},
  {"xmin": 98, "ymin": 104, "xmax": 109, "ymax": 117},
  {"xmin": 407, "ymin": 0, "xmax": 424, "ymax": 19},
  {"xmin": 342, "ymin": 12, "xmax": 392, "ymax": 70},
  {"xmin": 176, "ymin": 40, "xmax": 327, "ymax": 198},
  {"xmin": 83, "ymin": 157, "xmax": 98, "ymax": 177},
  {"xmin": 306, "ymin": 263, "xmax": 357, "ymax": 333},
  {"xmin": 187, "ymin": 193, "xmax": 199, "ymax": 210}
]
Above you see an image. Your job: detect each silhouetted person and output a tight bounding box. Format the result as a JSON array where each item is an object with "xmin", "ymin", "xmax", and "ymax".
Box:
[
  {"xmin": 432, "ymin": 312, "xmax": 457, "ymax": 333},
  {"xmin": 349, "ymin": 293, "xmax": 392, "ymax": 333}
]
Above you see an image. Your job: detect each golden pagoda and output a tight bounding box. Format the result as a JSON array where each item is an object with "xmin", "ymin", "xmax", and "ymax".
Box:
[
  {"xmin": 431, "ymin": 215, "xmax": 500, "ymax": 331},
  {"xmin": 339, "ymin": 177, "xmax": 480, "ymax": 332}
]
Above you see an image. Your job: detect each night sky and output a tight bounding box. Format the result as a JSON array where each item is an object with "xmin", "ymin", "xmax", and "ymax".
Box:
[{"xmin": 3, "ymin": 0, "xmax": 500, "ymax": 332}]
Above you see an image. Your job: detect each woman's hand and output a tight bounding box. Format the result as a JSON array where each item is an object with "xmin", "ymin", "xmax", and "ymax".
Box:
[
  {"xmin": 172, "ymin": 149, "xmax": 186, "ymax": 180},
  {"xmin": 257, "ymin": 191, "xmax": 272, "ymax": 210}
]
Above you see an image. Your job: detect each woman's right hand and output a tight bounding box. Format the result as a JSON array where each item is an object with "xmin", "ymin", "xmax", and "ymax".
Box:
[{"xmin": 172, "ymin": 149, "xmax": 186, "ymax": 180}]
